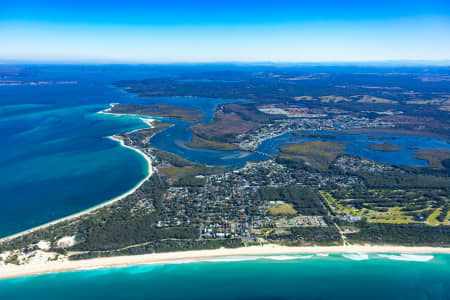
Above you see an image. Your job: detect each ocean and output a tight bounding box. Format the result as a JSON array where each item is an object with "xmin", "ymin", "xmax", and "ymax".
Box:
[
  {"xmin": 0, "ymin": 66, "xmax": 161, "ymax": 237},
  {"xmin": 1, "ymin": 254, "xmax": 449, "ymax": 300}
]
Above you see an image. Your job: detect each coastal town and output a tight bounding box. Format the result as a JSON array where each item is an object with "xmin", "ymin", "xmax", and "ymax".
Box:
[{"xmin": 237, "ymin": 105, "xmax": 395, "ymax": 151}]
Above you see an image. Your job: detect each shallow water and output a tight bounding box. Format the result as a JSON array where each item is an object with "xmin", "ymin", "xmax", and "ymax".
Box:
[
  {"xmin": 1, "ymin": 254, "xmax": 449, "ymax": 300},
  {"xmin": 0, "ymin": 67, "xmax": 159, "ymax": 237}
]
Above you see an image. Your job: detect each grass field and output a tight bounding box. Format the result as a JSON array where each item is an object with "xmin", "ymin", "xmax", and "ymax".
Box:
[
  {"xmin": 319, "ymin": 189, "xmax": 447, "ymax": 225},
  {"xmin": 427, "ymin": 208, "xmax": 442, "ymax": 226},
  {"xmin": 267, "ymin": 203, "xmax": 297, "ymax": 216}
]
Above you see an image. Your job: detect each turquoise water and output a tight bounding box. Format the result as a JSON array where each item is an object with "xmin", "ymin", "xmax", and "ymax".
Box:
[
  {"xmin": 1, "ymin": 65, "xmax": 449, "ymax": 238},
  {"xmin": 1, "ymin": 254, "xmax": 449, "ymax": 299},
  {"xmin": 0, "ymin": 66, "xmax": 161, "ymax": 237}
]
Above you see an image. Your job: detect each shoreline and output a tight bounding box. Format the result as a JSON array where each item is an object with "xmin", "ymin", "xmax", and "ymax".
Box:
[
  {"xmin": 339, "ymin": 128, "xmax": 449, "ymax": 140},
  {"xmin": 0, "ymin": 106, "xmax": 154, "ymax": 245},
  {"xmin": 1, "ymin": 244, "xmax": 449, "ymax": 280}
]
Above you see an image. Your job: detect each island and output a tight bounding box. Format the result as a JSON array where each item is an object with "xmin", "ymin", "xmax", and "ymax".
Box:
[
  {"xmin": 280, "ymin": 140, "xmax": 347, "ymax": 170},
  {"xmin": 367, "ymin": 135, "xmax": 397, "ymax": 140},
  {"xmin": 186, "ymin": 135, "xmax": 240, "ymax": 151},
  {"xmin": 366, "ymin": 142, "xmax": 403, "ymax": 152}
]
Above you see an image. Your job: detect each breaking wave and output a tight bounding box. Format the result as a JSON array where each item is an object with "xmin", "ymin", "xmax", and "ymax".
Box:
[
  {"xmin": 377, "ymin": 254, "xmax": 434, "ymax": 262},
  {"xmin": 342, "ymin": 253, "xmax": 369, "ymax": 261}
]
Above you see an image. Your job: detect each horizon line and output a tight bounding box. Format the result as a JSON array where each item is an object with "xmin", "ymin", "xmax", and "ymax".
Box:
[{"xmin": 1, "ymin": 59, "xmax": 450, "ymax": 67}]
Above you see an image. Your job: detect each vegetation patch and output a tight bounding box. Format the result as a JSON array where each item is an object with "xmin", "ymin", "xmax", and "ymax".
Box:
[
  {"xmin": 110, "ymin": 103, "xmax": 204, "ymax": 122},
  {"xmin": 367, "ymin": 135, "xmax": 397, "ymax": 140},
  {"xmin": 160, "ymin": 166, "xmax": 203, "ymax": 177},
  {"xmin": 427, "ymin": 208, "xmax": 442, "ymax": 226},
  {"xmin": 267, "ymin": 202, "xmax": 297, "ymax": 216},
  {"xmin": 355, "ymin": 95, "xmax": 397, "ymax": 104},
  {"xmin": 260, "ymin": 187, "xmax": 327, "ymax": 216},
  {"xmin": 190, "ymin": 103, "xmax": 272, "ymax": 143},
  {"xmin": 346, "ymin": 221, "xmax": 450, "ymax": 246},
  {"xmin": 280, "ymin": 140, "xmax": 346, "ymax": 170},
  {"xmin": 406, "ymin": 99, "xmax": 442, "ymax": 105},
  {"xmin": 294, "ymin": 96, "xmax": 313, "ymax": 101},
  {"xmin": 414, "ymin": 150, "xmax": 450, "ymax": 169},
  {"xmin": 319, "ymin": 95, "xmax": 351, "ymax": 103},
  {"xmin": 291, "ymin": 132, "xmax": 337, "ymax": 139},
  {"xmin": 186, "ymin": 134, "xmax": 240, "ymax": 151},
  {"xmin": 322, "ymin": 189, "xmax": 448, "ymax": 225},
  {"xmin": 366, "ymin": 142, "xmax": 402, "ymax": 152},
  {"xmin": 269, "ymin": 226, "xmax": 342, "ymax": 246},
  {"xmin": 4, "ymin": 254, "xmax": 20, "ymax": 265}
]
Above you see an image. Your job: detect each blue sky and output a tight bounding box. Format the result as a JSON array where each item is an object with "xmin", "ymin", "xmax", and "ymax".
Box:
[{"xmin": 1, "ymin": 0, "xmax": 449, "ymax": 62}]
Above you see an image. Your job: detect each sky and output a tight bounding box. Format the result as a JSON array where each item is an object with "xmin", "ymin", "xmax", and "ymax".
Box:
[{"xmin": 1, "ymin": 0, "xmax": 450, "ymax": 63}]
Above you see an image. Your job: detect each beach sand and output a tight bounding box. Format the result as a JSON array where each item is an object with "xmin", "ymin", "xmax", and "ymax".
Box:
[{"xmin": 1, "ymin": 244, "xmax": 449, "ymax": 280}]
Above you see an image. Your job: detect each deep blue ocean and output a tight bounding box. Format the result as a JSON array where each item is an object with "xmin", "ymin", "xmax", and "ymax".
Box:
[
  {"xmin": 1, "ymin": 254, "xmax": 449, "ymax": 300},
  {"xmin": 1, "ymin": 65, "xmax": 449, "ymax": 239}
]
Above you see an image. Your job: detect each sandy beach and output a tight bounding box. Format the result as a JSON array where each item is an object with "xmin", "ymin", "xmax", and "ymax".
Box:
[
  {"xmin": 1, "ymin": 244, "xmax": 449, "ymax": 280},
  {"xmin": 0, "ymin": 111, "xmax": 154, "ymax": 245}
]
